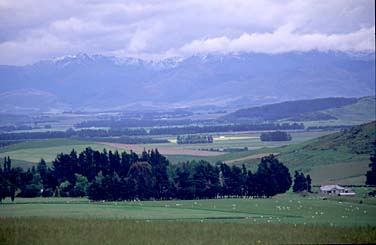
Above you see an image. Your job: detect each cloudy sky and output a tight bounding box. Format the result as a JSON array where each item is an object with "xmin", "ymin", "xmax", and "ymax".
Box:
[{"xmin": 0, "ymin": 0, "xmax": 374, "ymax": 65}]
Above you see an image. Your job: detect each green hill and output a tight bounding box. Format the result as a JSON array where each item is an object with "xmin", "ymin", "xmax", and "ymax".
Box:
[
  {"xmin": 242, "ymin": 121, "xmax": 376, "ymax": 185},
  {"xmin": 321, "ymin": 96, "xmax": 376, "ymax": 125},
  {"xmin": 223, "ymin": 97, "xmax": 358, "ymax": 121},
  {"xmin": 223, "ymin": 96, "xmax": 375, "ymax": 125}
]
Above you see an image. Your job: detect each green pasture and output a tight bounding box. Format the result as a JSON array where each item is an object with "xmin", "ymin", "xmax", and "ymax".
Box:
[
  {"xmin": 1, "ymin": 194, "xmax": 376, "ymax": 227},
  {"xmin": 162, "ymin": 130, "xmax": 333, "ymax": 151},
  {"xmin": 1, "ymin": 195, "xmax": 376, "ymax": 244},
  {"xmin": 0, "ymin": 139, "xmax": 117, "ymax": 166},
  {"xmin": 2, "ymin": 218, "xmax": 375, "ymax": 245}
]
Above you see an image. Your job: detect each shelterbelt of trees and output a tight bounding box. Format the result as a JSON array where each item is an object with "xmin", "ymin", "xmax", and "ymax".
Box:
[
  {"xmin": 177, "ymin": 135, "xmax": 213, "ymax": 144},
  {"xmin": 0, "ymin": 123, "xmax": 304, "ymax": 141},
  {"xmin": 0, "ymin": 149, "xmax": 294, "ymax": 201},
  {"xmin": 260, "ymin": 131, "xmax": 292, "ymax": 141}
]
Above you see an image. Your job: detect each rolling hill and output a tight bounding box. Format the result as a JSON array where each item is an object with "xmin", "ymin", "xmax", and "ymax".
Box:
[
  {"xmin": 222, "ymin": 96, "xmax": 375, "ymax": 124},
  {"xmin": 234, "ymin": 121, "xmax": 376, "ymax": 185}
]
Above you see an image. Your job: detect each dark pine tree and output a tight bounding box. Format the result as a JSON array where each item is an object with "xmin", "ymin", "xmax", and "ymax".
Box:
[
  {"xmin": 256, "ymin": 155, "xmax": 292, "ymax": 197},
  {"xmin": 366, "ymin": 142, "xmax": 376, "ymax": 186},
  {"xmin": 174, "ymin": 166, "xmax": 194, "ymax": 200},
  {"xmin": 306, "ymin": 174, "xmax": 312, "ymax": 192}
]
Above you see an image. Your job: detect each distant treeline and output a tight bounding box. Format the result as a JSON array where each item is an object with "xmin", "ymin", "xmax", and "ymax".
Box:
[
  {"xmin": 0, "ymin": 125, "xmax": 32, "ymax": 132},
  {"xmin": 177, "ymin": 135, "xmax": 213, "ymax": 144},
  {"xmin": 307, "ymin": 125, "xmax": 354, "ymax": 131},
  {"xmin": 0, "ymin": 123, "xmax": 304, "ymax": 141},
  {"xmin": 74, "ymin": 118, "xmax": 197, "ymax": 128},
  {"xmin": 260, "ymin": 131, "xmax": 292, "ymax": 141},
  {"xmin": 0, "ymin": 150, "xmax": 292, "ymax": 201},
  {"xmin": 148, "ymin": 123, "xmax": 303, "ymax": 135}
]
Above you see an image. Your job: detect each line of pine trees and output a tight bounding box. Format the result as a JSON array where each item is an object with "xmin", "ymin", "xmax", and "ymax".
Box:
[{"xmin": 1, "ymin": 149, "xmax": 295, "ymax": 202}]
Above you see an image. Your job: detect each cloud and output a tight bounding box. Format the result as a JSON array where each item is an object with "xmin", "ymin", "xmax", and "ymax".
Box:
[
  {"xmin": 178, "ymin": 26, "xmax": 375, "ymax": 55},
  {"xmin": 0, "ymin": 0, "xmax": 374, "ymax": 65}
]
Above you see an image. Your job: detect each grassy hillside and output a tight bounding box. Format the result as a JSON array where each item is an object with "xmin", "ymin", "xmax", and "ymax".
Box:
[
  {"xmin": 229, "ymin": 121, "xmax": 376, "ymax": 185},
  {"xmin": 223, "ymin": 97, "xmax": 358, "ymax": 121},
  {"xmin": 223, "ymin": 96, "xmax": 375, "ymax": 126},
  {"xmin": 322, "ymin": 96, "xmax": 376, "ymax": 125}
]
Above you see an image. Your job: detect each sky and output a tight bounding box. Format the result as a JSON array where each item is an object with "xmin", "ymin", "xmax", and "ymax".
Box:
[{"xmin": 0, "ymin": 0, "xmax": 374, "ymax": 65}]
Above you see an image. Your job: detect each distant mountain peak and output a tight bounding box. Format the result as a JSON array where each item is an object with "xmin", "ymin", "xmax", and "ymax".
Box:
[{"xmin": 0, "ymin": 51, "xmax": 374, "ymax": 112}]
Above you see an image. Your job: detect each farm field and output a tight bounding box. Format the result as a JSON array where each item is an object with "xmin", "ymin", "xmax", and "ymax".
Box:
[
  {"xmin": 1, "ymin": 195, "xmax": 376, "ymax": 244},
  {"xmin": 98, "ymin": 142, "xmax": 226, "ymax": 156},
  {"xmin": 0, "ymin": 130, "xmax": 332, "ymax": 167},
  {"xmin": 1, "ymin": 194, "xmax": 376, "ymax": 225},
  {"xmin": 0, "ymin": 122, "xmax": 373, "ymax": 185},
  {"xmin": 0, "ymin": 139, "xmax": 117, "ymax": 167}
]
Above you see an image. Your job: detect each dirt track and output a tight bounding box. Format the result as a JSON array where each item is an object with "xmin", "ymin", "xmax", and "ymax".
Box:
[
  {"xmin": 226, "ymin": 153, "xmax": 279, "ymax": 163},
  {"xmin": 98, "ymin": 142, "xmax": 226, "ymax": 156}
]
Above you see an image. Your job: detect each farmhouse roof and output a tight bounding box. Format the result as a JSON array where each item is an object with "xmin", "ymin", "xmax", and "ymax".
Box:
[{"xmin": 320, "ymin": 185, "xmax": 346, "ymax": 191}]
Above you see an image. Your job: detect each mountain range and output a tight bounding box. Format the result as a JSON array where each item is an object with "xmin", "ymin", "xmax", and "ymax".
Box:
[{"xmin": 0, "ymin": 51, "xmax": 374, "ymax": 113}]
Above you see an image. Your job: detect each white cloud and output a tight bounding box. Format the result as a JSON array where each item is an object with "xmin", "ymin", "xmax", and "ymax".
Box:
[
  {"xmin": 178, "ymin": 26, "xmax": 375, "ymax": 55},
  {"xmin": 0, "ymin": 0, "xmax": 374, "ymax": 65}
]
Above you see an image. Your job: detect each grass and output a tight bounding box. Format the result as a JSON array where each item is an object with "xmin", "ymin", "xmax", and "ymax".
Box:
[
  {"xmin": 1, "ymin": 217, "xmax": 375, "ymax": 245},
  {"xmin": 0, "ymin": 139, "xmax": 117, "ymax": 166},
  {"xmin": 1, "ymin": 194, "xmax": 376, "ymax": 226},
  {"xmin": 283, "ymin": 96, "xmax": 376, "ymax": 127},
  {"xmin": 1, "ymin": 195, "xmax": 376, "ymax": 244}
]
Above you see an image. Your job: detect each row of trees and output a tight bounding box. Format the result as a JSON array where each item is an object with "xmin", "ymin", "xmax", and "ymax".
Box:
[
  {"xmin": 260, "ymin": 131, "xmax": 292, "ymax": 142},
  {"xmin": 0, "ymin": 149, "xmax": 296, "ymax": 201},
  {"xmin": 176, "ymin": 135, "xmax": 213, "ymax": 144},
  {"xmin": 0, "ymin": 123, "xmax": 304, "ymax": 141}
]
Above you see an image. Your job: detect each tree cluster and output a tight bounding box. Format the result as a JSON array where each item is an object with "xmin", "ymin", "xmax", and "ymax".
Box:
[
  {"xmin": 0, "ymin": 150, "xmax": 293, "ymax": 202},
  {"xmin": 177, "ymin": 135, "xmax": 213, "ymax": 144},
  {"xmin": 292, "ymin": 171, "xmax": 312, "ymax": 193},
  {"xmin": 260, "ymin": 131, "xmax": 292, "ymax": 142},
  {"xmin": 366, "ymin": 145, "xmax": 376, "ymax": 186}
]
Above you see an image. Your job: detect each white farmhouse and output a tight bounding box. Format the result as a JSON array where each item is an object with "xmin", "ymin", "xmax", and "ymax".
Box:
[{"xmin": 320, "ymin": 185, "xmax": 356, "ymax": 196}]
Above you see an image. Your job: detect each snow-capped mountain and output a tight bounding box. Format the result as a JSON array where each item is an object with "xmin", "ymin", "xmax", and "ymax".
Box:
[{"xmin": 0, "ymin": 51, "xmax": 374, "ymax": 112}]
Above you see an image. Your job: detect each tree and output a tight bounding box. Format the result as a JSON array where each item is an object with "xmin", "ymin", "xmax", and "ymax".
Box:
[
  {"xmin": 149, "ymin": 149, "xmax": 171, "ymax": 199},
  {"xmin": 52, "ymin": 150, "xmax": 79, "ymax": 184},
  {"xmin": 87, "ymin": 171, "xmax": 105, "ymax": 201},
  {"xmin": 174, "ymin": 166, "xmax": 194, "ymax": 200},
  {"xmin": 58, "ymin": 180, "xmax": 72, "ymax": 197},
  {"xmin": 366, "ymin": 150, "xmax": 376, "ymax": 185},
  {"xmin": 306, "ymin": 175, "xmax": 312, "ymax": 193},
  {"xmin": 127, "ymin": 162, "xmax": 153, "ymax": 200},
  {"xmin": 260, "ymin": 131, "xmax": 292, "ymax": 142},
  {"xmin": 293, "ymin": 171, "xmax": 306, "ymax": 192},
  {"xmin": 193, "ymin": 164, "xmax": 207, "ymax": 199},
  {"xmin": 71, "ymin": 174, "xmax": 89, "ymax": 197},
  {"xmin": 255, "ymin": 155, "xmax": 292, "ymax": 197},
  {"xmin": 293, "ymin": 171, "xmax": 312, "ymax": 193},
  {"xmin": 246, "ymin": 171, "xmax": 263, "ymax": 197}
]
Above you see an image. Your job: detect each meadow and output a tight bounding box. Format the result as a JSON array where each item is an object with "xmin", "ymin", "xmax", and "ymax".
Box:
[{"xmin": 1, "ymin": 194, "xmax": 376, "ymax": 244}]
